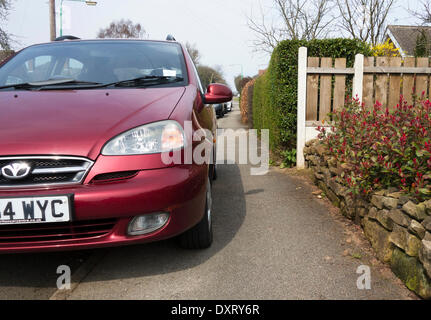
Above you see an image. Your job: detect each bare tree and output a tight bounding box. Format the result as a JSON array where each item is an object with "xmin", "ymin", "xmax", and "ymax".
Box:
[
  {"xmin": 185, "ymin": 42, "xmax": 201, "ymax": 66},
  {"xmin": 234, "ymin": 75, "xmax": 253, "ymax": 94},
  {"xmin": 97, "ymin": 19, "xmax": 146, "ymax": 39},
  {"xmin": 247, "ymin": 0, "xmax": 335, "ymax": 53},
  {"xmin": 409, "ymin": 0, "xmax": 431, "ymax": 24},
  {"xmin": 335, "ymin": 0, "xmax": 396, "ymax": 45},
  {"xmin": 197, "ymin": 65, "xmax": 227, "ymax": 89},
  {"xmin": 0, "ymin": 0, "xmax": 12, "ymax": 50}
]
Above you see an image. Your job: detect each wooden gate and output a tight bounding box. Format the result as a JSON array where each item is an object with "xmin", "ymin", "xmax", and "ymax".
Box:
[{"xmin": 297, "ymin": 47, "xmax": 431, "ymax": 168}]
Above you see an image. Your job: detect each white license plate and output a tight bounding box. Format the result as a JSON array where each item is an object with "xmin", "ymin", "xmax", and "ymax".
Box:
[{"xmin": 0, "ymin": 195, "xmax": 72, "ymax": 225}]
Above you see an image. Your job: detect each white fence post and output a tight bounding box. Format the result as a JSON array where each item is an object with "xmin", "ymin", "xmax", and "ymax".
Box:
[
  {"xmin": 352, "ymin": 54, "xmax": 364, "ymax": 102},
  {"xmin": 297, "ymin": 47, "xmax": 308, "ymax": 169}
]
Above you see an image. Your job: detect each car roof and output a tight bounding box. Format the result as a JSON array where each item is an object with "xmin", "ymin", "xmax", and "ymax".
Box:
[{"xmin": 23, "ymin": 38, "xmax": 183, "ymax": 50}]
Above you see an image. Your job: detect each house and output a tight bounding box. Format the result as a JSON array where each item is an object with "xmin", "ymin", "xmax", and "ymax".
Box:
[
  {"xmin": 386, "ymin": 25, "xmax": 431, "ymax": 57},
  {"xmin": 258, "ymin": 69, "xmax": 267, "ymax": 76}
]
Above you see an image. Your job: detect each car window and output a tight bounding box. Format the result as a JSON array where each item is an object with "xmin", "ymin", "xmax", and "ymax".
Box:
[
  {"xmin": 6, "ymin": 56, "xmax": 86, "ymax": 85},
  {"xmin": 60, "ymin": 58, "xmax": 85, "ymax": 78},
  {"xmin": 0, "ymin": 41, "xmax": 188, "ymax": 87}
]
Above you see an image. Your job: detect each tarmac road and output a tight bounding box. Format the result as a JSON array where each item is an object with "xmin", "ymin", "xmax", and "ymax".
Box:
[{"xmin": 0, "ymin": 101, "xmax": 416, "ymax": 300}]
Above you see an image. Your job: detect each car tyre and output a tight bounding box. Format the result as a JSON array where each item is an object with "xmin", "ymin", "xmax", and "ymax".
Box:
[
  {"xmin": 211, "ymin": 145, "xmax": 217, "ymax": 181},
  {"xmin": 178, "ymin": 177, "xmax": 213, "ymax": 249},
  {"xmin": 212, "ymin": 164, "xmax": 217, "ymax": 181}
]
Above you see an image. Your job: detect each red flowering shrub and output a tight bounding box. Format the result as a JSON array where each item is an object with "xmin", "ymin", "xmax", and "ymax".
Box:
[{"xmin": 318, "ymin": 96, "xmax": 431, "ymax": 200}]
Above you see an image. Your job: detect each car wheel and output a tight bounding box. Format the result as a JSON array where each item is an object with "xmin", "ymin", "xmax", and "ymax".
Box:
[
  {"xmin": 212, "ymin": 164, "xmax": 217, "ymax": 181},
  {"xmin": 211, "ymin": 144, "xmax": 217, "ymax": 181},
  {"xmin": 179, "ymin": 177, "xmax": 213, "ymax": 249}
]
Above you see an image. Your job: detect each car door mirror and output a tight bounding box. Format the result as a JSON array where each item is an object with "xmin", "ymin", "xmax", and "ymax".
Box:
[{"xmin": 204, "ymin": 83, "xmax": 233, "ymax": 104}]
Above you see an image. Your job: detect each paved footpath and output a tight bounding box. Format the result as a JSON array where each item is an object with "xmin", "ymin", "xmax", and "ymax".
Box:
[
  {"xmin": 62, "ymin": 103, "xmax": 415, "ymax": 300},
  {"xmin": 0, "ymin": 102, "xmax": 415, "ymax": 300}
]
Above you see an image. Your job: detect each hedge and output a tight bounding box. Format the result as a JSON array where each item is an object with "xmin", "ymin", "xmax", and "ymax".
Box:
[
  {"xmin": 252, "ymin": 38, "xmax": 372, "ymax": 157},
  {"xmin": 240, "ymin": 78, "xmax": 256, "ymax": 127}
]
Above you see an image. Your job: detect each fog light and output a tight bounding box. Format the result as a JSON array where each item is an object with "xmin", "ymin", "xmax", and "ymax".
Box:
[{"xmin": 127, "ymin": 213, "xmax": 170, "ymax": 236}]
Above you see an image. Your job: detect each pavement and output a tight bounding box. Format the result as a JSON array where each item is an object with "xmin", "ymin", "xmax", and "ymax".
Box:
[{"xmin": 0, "ymin": 102, "xmax": 416, "ymax": 300}]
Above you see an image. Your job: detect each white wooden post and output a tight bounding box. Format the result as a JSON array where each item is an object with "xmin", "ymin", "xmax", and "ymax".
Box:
[
  {"xmin": 297, "ymin": 47, "xmax": 308, "ymax": 169},
  {"xmin": 352, "ymin": 54, "xmax": 364, "ymax": 102}
]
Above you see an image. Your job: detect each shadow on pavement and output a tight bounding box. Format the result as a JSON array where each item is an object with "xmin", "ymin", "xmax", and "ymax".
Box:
[
  {"xmin": 75, "ymin": 163, "xmax": 246, "ymax": 282},
  {"xmin": 0, "ymin": 163, "xmax": 246, "ymax": 292},
  {"xmin": 0, "ymin": 249, "xmax": 93, "ymax": 299}
]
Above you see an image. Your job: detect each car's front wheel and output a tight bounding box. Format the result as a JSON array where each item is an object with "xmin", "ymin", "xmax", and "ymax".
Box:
[{"xmin": 178, "ymin": 177, "xmax": 213, "ymax": 249}]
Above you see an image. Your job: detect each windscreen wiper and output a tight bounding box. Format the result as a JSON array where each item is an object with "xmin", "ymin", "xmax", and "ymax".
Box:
[
  {"xmin": 107, "ymin": 76, "xmax": 185, "ymax": 88},
  {"xmin": 0, "ymin": 76, "xmax": 184, "ymax": 91},
  {"xmin": 0, "ymin": 79, "xmax": 103, "ymax": 90}
]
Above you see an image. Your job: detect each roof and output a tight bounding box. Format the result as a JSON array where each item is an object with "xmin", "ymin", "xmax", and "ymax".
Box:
[
  {"xmin": 387, "ymin": 25, "xmax": 431, "ymax": 57},
  {"xmin": 20, "ymin": 38, "xmax": 182, "ymax": 52}
]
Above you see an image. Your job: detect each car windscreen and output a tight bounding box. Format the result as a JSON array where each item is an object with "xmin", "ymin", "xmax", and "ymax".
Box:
[{"xmin": 0, "ymin": 41, "xmax": 188, "ymax": 88}]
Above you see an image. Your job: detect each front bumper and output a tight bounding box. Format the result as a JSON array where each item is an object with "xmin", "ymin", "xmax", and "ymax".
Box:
[{"xmin": 0, "ymin": 162, "xmax": 207, "ymax": 254}]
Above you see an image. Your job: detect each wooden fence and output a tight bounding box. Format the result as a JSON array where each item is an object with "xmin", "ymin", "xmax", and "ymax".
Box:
[{"xmin": 297, "ymin": 46, "xmax": 431, "ymax": 168}]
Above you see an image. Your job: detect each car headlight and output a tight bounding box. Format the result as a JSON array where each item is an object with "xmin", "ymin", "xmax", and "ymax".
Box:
[{"xmin": 102, "ymin": 120, "xmax": 185, "ymax": 155}]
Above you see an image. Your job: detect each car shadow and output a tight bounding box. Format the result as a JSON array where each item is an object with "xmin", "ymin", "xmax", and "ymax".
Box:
[
  {"xmin": 77, "ymin": 163, "xmax": 247, "ymax": 281},
  {"xmin": 0, "ymin": 163, "xmax": 246, "ymax": 295}
]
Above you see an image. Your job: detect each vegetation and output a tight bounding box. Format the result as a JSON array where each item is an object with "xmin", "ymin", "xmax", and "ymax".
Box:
[
  {"xmin": 234, "ymin": 75, "xmax": 253, "ymax": 94},
  {"xmin": 0, "ymin": 0, "xmax": 12, "ymax": 49},
  {"xmin": 97, "ymin": 19, "xmax": 146, "ymax": 39},
  {"xmin": 185, "ymin": 42, "xmax": 201, "ymax": 66},
  {"xmin": 280, "ymin": 149, "xmax": 297, "ymax": 168},
  {"xmin": 247, "ymin": 0, "xmax": 396, "ymax": 54},
  {"xmin": 414, "ymin": 30, "xmax": 431, "ymax": 57},
  {"xmin": 197, "ymin": 65, "xmax": 226, "ymax": 90},
  {"xmin": 252, "ymin": 38, "xmax": 372, "ymax": 157},
  {"xmin": 182, "ymin": 43, "xmax": 227, "ymax": 90},
  {"xmin": 319, "ymin": 97, "xmax": 431, "ymax": 200},
  {"xmin": 239, "ymin": 79, "xmax": 255, "ymax": 126},
  {"xmin": 371, "ymin": 39, "xmax": 400, "ymax": 57},
  {"xmin": 335, "ymin": 0, "xmax": 396, "ymax": 46}
]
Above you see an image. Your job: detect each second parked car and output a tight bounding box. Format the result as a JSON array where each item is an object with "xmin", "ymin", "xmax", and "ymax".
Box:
[
  {"xmin": 213, "ymin": 103, "xmax": 226, "ymax": 118},
  {"xmin": 226, "ymin": 101, "xmax": 233, "ymax": 112}
]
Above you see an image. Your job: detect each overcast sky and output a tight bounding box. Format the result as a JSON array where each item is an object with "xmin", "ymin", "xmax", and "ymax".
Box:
[{"xmin": 4, "ymin": 0, "xmax": 425, "ymax": 90}]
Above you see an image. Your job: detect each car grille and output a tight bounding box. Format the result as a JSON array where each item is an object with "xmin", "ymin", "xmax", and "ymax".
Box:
[
  {"xmin": 0, "ymin": 219, "xmax": 117, "ymax": 244},
  {"xmin": 92, "ymin": 171, "xmax": 139, "ymax": 182},
  {"xmin": 0, "ymin": 156, "xmax": 93, "ymax": 188}
]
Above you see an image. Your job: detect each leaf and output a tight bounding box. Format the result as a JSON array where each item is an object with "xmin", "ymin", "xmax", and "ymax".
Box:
[{"xmin": 419, "ymin": 188, "xmax": 431, "ymax": 195}]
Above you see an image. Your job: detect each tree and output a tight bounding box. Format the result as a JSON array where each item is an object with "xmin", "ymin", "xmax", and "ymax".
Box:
[
  {"xmin": 0, "ymin": 0, "xmax": 12, "ymax": 50},
  {"xmin": 335, "ymin": 0, "xmax": 396, "ymax": 45},
  {"xmin": 234, "ymin": 75, "xmax": 253, "ymax": 94},
  {"xmin": 185, "ymin": 42, "xmax": 201, "ymax": 66},
  {"xmin": 183, "ymin": 43, "xmax": 227, "ymax": 89},
  {"xmin": 197, "ymin": 65, "xmax": 227, "ymax": 90},
  {"xmin": 97, "ymin": 19, "xmax": 146, "ymax": 39},
  {"xmin": 409, "ymin": 0, "xmax": 431, "ymax": 24},
  {"xmin": 247, "ymin": 0, "xmax": 334, "ymax": 54},
  {"xmin": 415, "ymin": 30, "xmax": 431, "ymax": 57}
]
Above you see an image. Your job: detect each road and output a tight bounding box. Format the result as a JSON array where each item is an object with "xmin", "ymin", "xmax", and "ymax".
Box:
[{"xmin": 0, "ymin": 101, "xmax": 415, "ymax": 300}]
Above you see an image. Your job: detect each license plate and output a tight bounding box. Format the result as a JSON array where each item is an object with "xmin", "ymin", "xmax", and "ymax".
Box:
[{"xmin": 0, "ymin": 195, "xmax": 72, "ymax": 225}]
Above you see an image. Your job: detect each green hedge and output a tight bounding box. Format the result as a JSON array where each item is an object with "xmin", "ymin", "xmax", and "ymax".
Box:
[{"xmin": 252, "ymin": 39, "xmax": 372, "ymax": 156}]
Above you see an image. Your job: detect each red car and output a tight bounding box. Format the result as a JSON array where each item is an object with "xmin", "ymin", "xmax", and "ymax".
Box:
[{"xmin": 0, "ymin": 37, "xmax": 232, "ymax": 253}]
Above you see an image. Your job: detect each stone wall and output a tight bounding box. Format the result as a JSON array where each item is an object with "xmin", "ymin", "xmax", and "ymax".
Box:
[{"xmin": 304, "ymin": 139, "xmax": 431, "ymax": 299}]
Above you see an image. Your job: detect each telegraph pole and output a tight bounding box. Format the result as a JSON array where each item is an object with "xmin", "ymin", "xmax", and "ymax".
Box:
[{"xmin": 49, "ymin": 0, "xmax": 56, "ymax": 41}]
